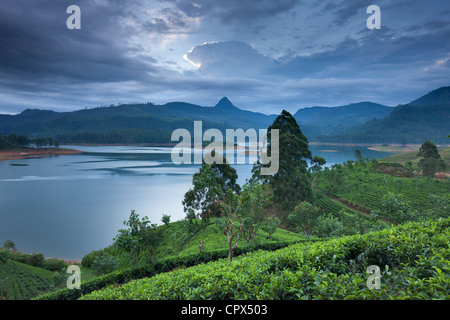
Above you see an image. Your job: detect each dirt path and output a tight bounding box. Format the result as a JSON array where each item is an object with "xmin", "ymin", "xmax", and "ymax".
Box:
[{"xmin": 311, "ymin": 175, "xmax": 393, "ymax": 225}]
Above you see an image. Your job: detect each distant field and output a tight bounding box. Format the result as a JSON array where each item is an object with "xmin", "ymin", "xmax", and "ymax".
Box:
[{"xmin": 380, "ymin": 146, "xmax": 450, "ymax": 167}]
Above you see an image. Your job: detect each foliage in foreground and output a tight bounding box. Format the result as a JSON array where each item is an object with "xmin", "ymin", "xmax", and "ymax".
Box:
[
  {"xmin": 81, "ymin": 218, "xmax": 450, "ymax": 300},
  {"xmin": 34, "ymin": 238, "xmax": 307, "ymax": 300}
]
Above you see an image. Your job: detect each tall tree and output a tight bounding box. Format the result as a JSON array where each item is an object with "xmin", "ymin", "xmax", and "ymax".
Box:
[
  {"xmin": 253, "ymin": 110, "xmax": 313, "ymax": 210},
  {"xmin": 417, "ymin": 140, "xmax": 446, "ymax": 178}
]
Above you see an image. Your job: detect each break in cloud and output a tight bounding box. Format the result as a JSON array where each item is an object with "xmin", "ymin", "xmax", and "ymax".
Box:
[{"xmin": 0, "ymin": 0, "xmax": 449, "ymax": 115}]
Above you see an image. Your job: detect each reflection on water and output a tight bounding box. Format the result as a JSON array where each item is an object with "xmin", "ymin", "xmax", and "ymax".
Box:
[{"xmin": 0, "ymin": 144, "xmax": 395, "ymax": 260}]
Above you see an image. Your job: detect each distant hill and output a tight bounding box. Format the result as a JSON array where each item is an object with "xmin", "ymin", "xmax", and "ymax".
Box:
[
  {"xmin": 318, "ymin": 86, "xmax": 450, "ymax": 144},
  {"xmin": 0, "ymin": 87, "xmax": 448, "ymax": 144},
  {"xmin": 0, "ymin": 98, "xmax": 277, "ymax": 144},
  {"xmin": 0, "ymin": 97, "xmax": 393, "ymax": 144},
  {"xmin": 293, "ymin": 102, "xmax": 393, "ymax": 137},
  {"xmin": 408, "ymin": 86, "xmax": 450, "ymax": 107}
]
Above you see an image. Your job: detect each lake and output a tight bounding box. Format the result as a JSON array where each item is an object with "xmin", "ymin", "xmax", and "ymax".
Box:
[{"xmin": 0, "ymin": 144, "xmax": 395, "ymax": 260}]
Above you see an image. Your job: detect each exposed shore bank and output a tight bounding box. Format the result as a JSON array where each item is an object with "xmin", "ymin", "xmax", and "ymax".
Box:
[{"xmin": 0, "ymin": 148, "xmax": 83, "ymax": 161}]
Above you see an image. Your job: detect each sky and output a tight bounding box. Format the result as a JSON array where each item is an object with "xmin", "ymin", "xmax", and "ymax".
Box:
[{"xmin": 0, "ymin": 0, "xmax": 449, "ymax": 115}]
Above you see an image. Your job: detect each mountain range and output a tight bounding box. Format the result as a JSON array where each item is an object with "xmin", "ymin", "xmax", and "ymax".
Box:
[
  {"xmin": 321, "ymin": 86, "xmax": 450, "ymax": 144},
  {"xmin": 0, "ymin": 86, "xmax": 449, "ymax": 144}
]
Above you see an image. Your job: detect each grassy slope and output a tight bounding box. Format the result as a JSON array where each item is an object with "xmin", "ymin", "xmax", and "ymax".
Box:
[
  {"xmin": 0, "ymin": 259, "xmax": 56, "ymax": 300},
  {"xmin": 87, "ymin": 219, "xmax": 307, "ymax": 270},
  {"xmin": 81, "ymin": 218, "xmax": 450, "ymax": 300},
  {"xmin": 380, "ymin": 146, "xmax": 450, "ymax": 168},
  {"xmin": 154, "ymin": 219, "xmax": 306, "ymax": 259},
  {"xmin": 33, "ymin": 221, "xmax": 308, "ymax": 300}
]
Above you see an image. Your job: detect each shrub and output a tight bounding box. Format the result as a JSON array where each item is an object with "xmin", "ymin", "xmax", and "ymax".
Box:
[
  {"xmin": 26, "ymin": 253, "xmax": 45, "ymax": 267},
  {"xmin": 0, "ymin": 249, "xmax": 11, "ymax": 263},
  {"xmin": 288, "ymin": 201, "xmax": 320, "ymax": 239},
  {"xmin": 92, "ymin": 254, "xmax": 119, "ymax": 275},
  {"xmin": 161, "ymin": 214, "xmax": 171, "ymax": 226},
  {"xmin": 313, "ymin": 214, "xmax": 346, "ymax": 238},
  {"xmin": 82, "ymin": 248, "xmax": 109, "ymax": 268},
  {"xmin": 372, "ymin": 192, "xmax": 413, "ymax": 224},
  {"xmin": 42, "ymin": 258, "xmax": 68, "ymax": 272}
]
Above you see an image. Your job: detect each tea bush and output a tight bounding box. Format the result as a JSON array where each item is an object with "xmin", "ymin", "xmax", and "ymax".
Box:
[
  {"xmin": 34, "ymin": 239, "xmax": 308, "ymax": 300},
  {"xmin": 80, "ymin": 218, "xmax": 450, "ymax": 300},
  {"xmin": 0, "ymin": 259, "xmax": 56, "ymax": 300}
]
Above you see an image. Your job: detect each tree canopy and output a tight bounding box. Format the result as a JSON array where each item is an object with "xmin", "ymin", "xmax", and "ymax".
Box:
[
  {"xmin": 253, "ymin": 110, "xmax": 314, "ymax": 210},
  {"xmin": 417, "ymin": 140, "xmax": 446, "ymax": 178},
  {"xmin": 113, "ymin": 210, "xmax": 160, "ymax": 265},
  {"xmin": 182, "ymin": 151, "xmax": 240, "ymax": 221}
]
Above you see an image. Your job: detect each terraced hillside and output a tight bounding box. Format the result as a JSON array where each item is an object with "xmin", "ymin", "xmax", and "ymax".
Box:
[
  {"xmin": 314, "ymin": 160, "xmax": 449, "ymax": 215},
  {"xmin": 80, "ymin": 218, "xmax": 450, "ymax": 300},
  {"xmin": 0, "ymin": 258, "xmax": 57, "ymax": 300}
]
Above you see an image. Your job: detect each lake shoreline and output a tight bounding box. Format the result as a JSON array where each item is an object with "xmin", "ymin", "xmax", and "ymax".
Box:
[{"xmin": 0, "ymin": 147, "xmax": 84, "ymax": 161}]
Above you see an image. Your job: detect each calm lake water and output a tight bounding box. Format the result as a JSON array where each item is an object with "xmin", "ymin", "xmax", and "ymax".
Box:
[{"xmin": 0, "ymin": 144, "xmax": 395, "ymax": 260}]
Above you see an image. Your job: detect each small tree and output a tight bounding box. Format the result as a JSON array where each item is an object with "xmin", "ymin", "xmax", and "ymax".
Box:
[
  {"xmin": 260, "ymin": 217, "xmax": 280, "ymax": 240},
  {"xmin": 354, "ymin": 149, "xmax": 363, "ymax": 162},
  {"xmin": 237, "ymin": 182, "xmax": 266, "ymax": 243},
  {"xmin": 403, "ymin": 161, "xmax": 415, "ymax": 178},
  {"xmin": 2, "ymin": 240, "xmax": 16, "ymax": 251},
  {"xmin": 113, "ymin": 210, "xmax": 160, "ymax": 265},
  {"xmin": 310, "ymin": 156, "xmax": 326, "ymax": 173},
  {"xmin": 219, "ymin": 190, "xmax": 244, "ymax": 262},
  {"xmin": 417, "ymin": 140, "xmax": 446, "ymax": 178},
  {"xmin": 161, "ymin": 214, "xmax": 171, "ymax": 226},
  {"xmin": 183, "ymin": 152, "xmax": 240, "ymax": 222},
  {"xmin": 288, "ymin": 201, "xmax": 320, "ymax": 239}
]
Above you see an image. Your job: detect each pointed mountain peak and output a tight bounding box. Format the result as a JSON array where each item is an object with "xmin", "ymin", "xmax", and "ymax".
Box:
[{"xmin": 215, "ymin": 97, "xmax": 237, "ymax": 110}]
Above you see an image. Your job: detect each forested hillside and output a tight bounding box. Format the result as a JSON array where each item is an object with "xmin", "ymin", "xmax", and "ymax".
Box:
[{"xmin": 2, "ymin": 87, "xmax": 448, "ymax": 145}]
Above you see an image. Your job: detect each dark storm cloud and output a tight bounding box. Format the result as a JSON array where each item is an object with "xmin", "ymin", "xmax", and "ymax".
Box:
[
  {"xmin": 274, "ymin": 27, "xmax": 450, "ymax": 78},
  {"xmin": 332, "ymin": 0, "xmax": 371, "ymax": 26},
  {"xmin": 163, "ymin": 0, "xmax": 297, "ymax": 25},
  {"xmin": 0, "ymin": 0, "xmax": 448, "ymax": 114},
  {"xmin": 0, "ymin": 0, "xmax": 156, "ymax": 85}
]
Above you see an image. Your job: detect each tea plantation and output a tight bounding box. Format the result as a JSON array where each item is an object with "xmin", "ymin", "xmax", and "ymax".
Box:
[
  {"xmin": 0, "ymin": 258, "xmax": 57, "ymax": 300},
  {"xmin": 80, "ymin": 218, "xmax": 450, "ymax": 300},
  {"xmin": 7, "ymin": 155, "xmax": 448, "ymax": 301}
]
